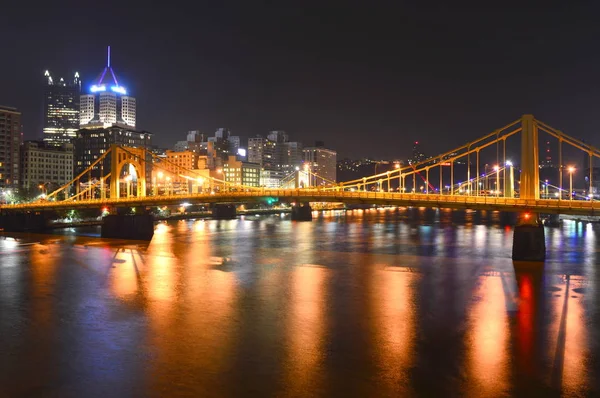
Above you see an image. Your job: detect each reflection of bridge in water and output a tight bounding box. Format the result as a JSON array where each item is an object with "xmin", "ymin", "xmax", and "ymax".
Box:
[{"xmin": 2, "ymin": 115, "xmax": 600, "ymax": 260}]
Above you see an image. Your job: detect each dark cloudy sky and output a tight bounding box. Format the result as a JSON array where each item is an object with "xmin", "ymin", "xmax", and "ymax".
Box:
[{"xmin": 2, "ymin": 2, "xmax": 600, "ymax": 159}]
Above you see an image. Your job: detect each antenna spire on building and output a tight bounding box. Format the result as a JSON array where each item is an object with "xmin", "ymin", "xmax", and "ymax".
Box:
[{"xmin": 107, "ymin": 45, "xmax": 111, "ymax": 67}]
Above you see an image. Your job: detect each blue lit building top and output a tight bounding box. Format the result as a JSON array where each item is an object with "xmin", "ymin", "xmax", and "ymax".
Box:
[
  {"xmin": 80, "ymin": 46, "xmax": 136, "ymax": 129},
  {"xmin": 90, "ymin": 46, "xmax": 127, "ymax": 95}
]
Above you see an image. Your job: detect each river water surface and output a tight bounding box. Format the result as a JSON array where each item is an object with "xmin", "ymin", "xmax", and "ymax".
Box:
[{"xmin": 1, "ymin": 208, "xmax": 599, "ymax": 397}]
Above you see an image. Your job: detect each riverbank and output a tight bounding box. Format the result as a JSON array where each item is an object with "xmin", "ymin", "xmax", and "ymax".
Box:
[{"xmin": 47, "ymin": 208, "xmax": 294, "ymax": 229}]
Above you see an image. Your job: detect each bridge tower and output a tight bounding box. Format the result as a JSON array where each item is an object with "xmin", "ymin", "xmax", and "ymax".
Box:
[
  {"xmin": 520, "ymin": 115, "xmax": 540, "ymax": 200},
  {"xmin": 109, "ymin": 144, "xmax": 147, "ymax": 199},
  {"xmin": 513, "ymin": 115, "xmax": 545, "ymax": 261}
]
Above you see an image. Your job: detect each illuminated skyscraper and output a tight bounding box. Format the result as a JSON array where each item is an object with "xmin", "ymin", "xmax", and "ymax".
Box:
[
  {"xmin": 303, "ymin": 143, "xmax": 337, "ymax": 184},
  {"xmin": 80, "ymin": 46, "xmax": 136, "ymax": 129},
  {"xmin": 410, "ymin": 141, "xmax": 426, "ymax": 165},
  {"xmin": 541, "ymin": 140, "xmax": 554, "ymax": 168},
  {"xmin": 0, "ymin": 106, "xmax": 22, "ymax": 188},
  {"xmin": 43, "ymin": 70, "xmax": 81, "ymax": 144}
]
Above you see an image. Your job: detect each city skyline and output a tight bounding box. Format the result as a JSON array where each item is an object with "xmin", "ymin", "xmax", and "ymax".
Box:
[{"xmin": 3, "ymin": 4, "xmax": 600, "ymax": 159}]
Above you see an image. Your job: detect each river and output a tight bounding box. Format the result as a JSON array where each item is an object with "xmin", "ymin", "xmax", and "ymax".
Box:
[{"xmin": 1, "ymin": 208, "xmax": 599, "ymax": 396}]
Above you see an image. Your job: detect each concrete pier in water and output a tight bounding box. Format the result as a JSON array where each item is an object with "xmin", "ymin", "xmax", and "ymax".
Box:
[
  {"xmin": 101, "ymin": 214, "xmax": 155, "ymax": 240},
  {"xmin": 212, "ymin": 204, "xmax": 237, "ymax": 219},
  {"xmin": 291, "ymin": 204, "xmax": 313, "ymax": 221},
  {"xmin": 0, "ymin": 211, "xmax": 48, "ymax": 232},
  {"xmin": 512, "ymin": 223, "xmax": 546, "ymax": 262}
]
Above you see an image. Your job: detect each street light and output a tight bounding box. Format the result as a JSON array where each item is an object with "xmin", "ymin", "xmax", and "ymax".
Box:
[{"xmin": 568, "ymin": 166, "xmax": 575, "ymax": 201}]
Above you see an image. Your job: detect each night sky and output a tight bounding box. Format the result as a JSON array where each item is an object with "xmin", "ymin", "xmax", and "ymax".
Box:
[{"xmin": 2, "ymin": 3, "xmax": 600, "ymax": 160}]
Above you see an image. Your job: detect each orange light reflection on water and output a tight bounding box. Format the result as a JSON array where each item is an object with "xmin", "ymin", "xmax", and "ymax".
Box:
[
  {"xmin": 372, "ymin": 268, "xmax": 417, "ymax": 396},
  {"xmin": 467, "ymin": 273, "xmax": 510, "ymax": 396},
  {"xmin": 284, "ymin": 265, "xmax": 330, "ymax": 396},
  {"xmin": 29, "ymin": 244, "xmax": 59, "ymax": 327},
  {"xmin": 138, "ymin": 220, "xmax": 239, "ymax": 394},
  {"xmin": 109, "ymin": 249, "xmax": 140, "ymax": 299}
]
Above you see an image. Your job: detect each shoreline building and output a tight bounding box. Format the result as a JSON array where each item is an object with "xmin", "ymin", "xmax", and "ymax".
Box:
[
  {"xmin": 79, "ymin": 46, "xmax": 136, "ymax": 129},
  {"xmin": 43, "ymin": 70, "xmax": 81, "ymax": 144},
  {"xmin": 0, "ymin": 106, "xmax": 22, "ymax": 189}
]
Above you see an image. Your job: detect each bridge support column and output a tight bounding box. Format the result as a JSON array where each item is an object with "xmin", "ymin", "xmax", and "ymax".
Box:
[
  {"xmin": 101, "ymin": 214, "xmax": 155, "ymax": 240},
  {"xmin": 291, "ymin": 203, "xmax": 313, "ymax": 221},
  {"xmin": 512, "ymin": 213, "xmax": 545, "ymax": 262},
  {"xmin": 520, "ymin": 115, "xmax": 540, "ymax": 200},
  {"xmin": 212, "ymin": 204, "xmax": 237, "ymax": 219}
]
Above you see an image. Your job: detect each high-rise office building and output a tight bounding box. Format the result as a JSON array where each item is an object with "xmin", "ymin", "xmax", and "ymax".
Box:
[
  {"xmin": 0, "ymin": 106, "xmax": 22, "ymax": 188},
  {"xmin": 73, "ymin": 126, "xmax": 151, "ymax": 178},
  {"xmin": 248, "ymin": 132, "xmax": 304, "ymax": 186},
  {"xmin": 541, "ymin": 140, "xmax": 554, "ymax": 168},
  {"xmin": 248, "ymin": 137, "xmax": 266, "ymax": 165},
  {"xmin": 80, "ymin": 47, "xmax": 136, "ymax": 129},
  {"xmin": 20, "ymin": 141, "xmax": 73, "ymax": 192},
  {"xmin": 43, "ymin": 70, "xmax": 81, "ymax": 144},
  {"xmin": 303, "ymin": 144, "xmax": 337, "ymax": 185},
  {"xmin": 228, "ymin": 135, "xmax": 241, "ymax": 154},
  {"xmin": 215, "ymin": 128, "xmax": 230, "ymax": 140},
  {"xmin": 187, "ymin": 130, "xmax": 205, "ymax": 143},
  {"xmin": 248, "ymin": 135, "xmax": 283, "ymax": 187},
  {"xmin": 267, "ymin": 130, "xmax": 289, "ymax": 143},
  {"xmin": 281, "ymin": 141, "xmax": 304, "ymax": 173},
  {"xmin": 410, "ymin": 141, "xmax": 426, "ymax": 165}
]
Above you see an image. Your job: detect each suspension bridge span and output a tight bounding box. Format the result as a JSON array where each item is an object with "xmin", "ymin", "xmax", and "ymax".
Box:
[{"xmin": 2, "ymin": 114, "xmax": 599, "ymax": 261}]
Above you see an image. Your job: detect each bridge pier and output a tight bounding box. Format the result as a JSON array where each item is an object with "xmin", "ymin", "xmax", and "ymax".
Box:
[
  {"xmin": 291, "ymin": 203, "xmax": 313, "ymax": 221},
  {"xmin": 512, "ymin": 213, "xmax": 545, "ymax": 262},
  {"xmin": 0, "ymin": 211, "xmax": 48, "ymax": 232},
  {"xmin": 212, "ymin": 204, "xmax": 237, "ymax": 219},
  {"xmin": 101, "ymin": 214, "xmax": 155, "ymax": 240}
]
